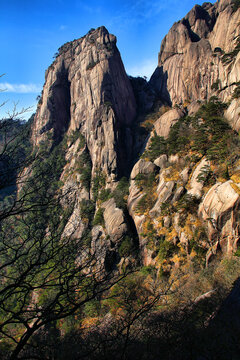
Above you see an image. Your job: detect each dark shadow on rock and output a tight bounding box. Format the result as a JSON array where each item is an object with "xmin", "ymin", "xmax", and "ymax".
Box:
[
  {"xmin": 149, "ymin": 66, "xmax": 171, "ymax": 107},
  {"xmin": 198, "ymin": 276, "xmax": 240, "ymax": 359},
  {"xmin": 41, "ymin": 61, "xmax": 71, "ymax": 145}
]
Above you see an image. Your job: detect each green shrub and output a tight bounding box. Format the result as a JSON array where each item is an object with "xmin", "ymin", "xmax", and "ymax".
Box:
[
  {"xmin": 135, "ymin": 172, "xmax": 157, "ymax": 190},
  {"xmin": 166, "ymin": 98, "xmax": 233, "ymax": 164},
  {"xmin": 140, "ymin": 265, "xmax": 156, "ymax": 276},
  {"xmin": 233, "ymin": 0, "xmax": 240, "ymax": 12},
  {"xmin": 158, "ymin": 240, "xmax": 177, "ymax": 261},
  {"xmin": 76, "ymin": 150, "xmax": 92, "ymax": 190},
  {"xmin": 176, "ymin": 194, "xmax": 200, "ymax": 214},
  {"xmin": 98, "ymin": 188, "xmax": 112, "ymax": 202},
  {"xmin": 221, "ymin": 35, "xmax": 240, "ymax": 63},
  {"xmin": 78, "ymin": 133, "xmax": 86, "ymax": 150},
  {"xmin": 81, "ymin": 166, "xmax": 92, "ymax": 190},
  {"xmin": 232, "ymin": 83, "xmax": 240, "ymax": 99},
  {"xmin": 211, "ymin": 79, "xmax": 220, "ymax": 90},
  {"xmin": 167, "ymin": 116, "xmax": 192, "ymax": 155},
  {"xmin": 135, "ymin": 193, "xmax": 155, "ymax": 214},
  {"xmin": 160, "ymin": 202, "xmax": 176, "ymax": 216},
  {"xmin": 79, "ymin": 199, "xmax": 95, "ymax": 222},
  {"xmin": 206, "ymin": 134, "xmax": 230, "ymax": 162},
  {"xmin": 81, "ymin": 229, "xmax": 92, "ymax": 247},
  {"xmin": 92, "ymin": 207, "xmax": 105, "ymax": 226},
  {"xmin": 142, "ymin": 133, "xmax": 167, "ymax": 161},
  {"xmin": 68, "ymin": 130, "xmax": 79, "ymax": 145},
  {"xmin": 92, "ymin": 171, "xmax": 106, "ymax": 200},
  {"xmin": 197, "ymin": 165, "xmax": 212, "ymax": 183},
  {"xmin": 189, "ymin": 234, "xmax": 207, "ymax": 259},
  {"xmin": 196, "ymin": 97, "xmax": 227, "ymax": 117},
  {"xmin": 119, "ymin": 236, "xmax": 135, "ymax": 257},
  {"xmin": 112, "ymin": 177, "xmax": 129, "ymax": 210},
  {"xmin": 83, "ymin": 300, "xmax": 100, "ymax": 317},
  {"xmin": 234, "ymin": 247, "xmax": 240, "ymax": 257}
]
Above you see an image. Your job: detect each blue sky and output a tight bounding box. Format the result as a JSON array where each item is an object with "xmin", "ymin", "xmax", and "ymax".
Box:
[{"xmin": 1, "ymin": 0, "xmax": 205, "ymax": 120}]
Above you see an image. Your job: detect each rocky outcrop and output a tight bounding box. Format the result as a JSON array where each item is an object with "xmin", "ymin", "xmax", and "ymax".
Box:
[
  {"xmin": 102, "ymin": 198, "xmax": 127, "ymax": 242},
  {"xmin": 32, "ymin": 26, "xmax": 136, "ymax": 180},
  {"xmin": 199, "ymin": 180, "xmax": 240, "ymax": 254},
  {"xmin": 29, "ymin": 2, "xmax": 240, "ymax": 271},
  {"xmin": 187, "ymin": 158, "xmax": 210, "ymax": 198},
  {"xmin": 225, "ymin": 96, "xmax": 240, "ymax": 131},
  {"xmin": 153, "ymin": 108, "xmax": 185, "ymax": 139},
  {"xmin": 128, "ymin": 149, "xmax": 240, "ymax": 265},
  {"xmin": 29, "ymin": 27, "xmax": 139, "ymax": 270},
  {"xmin": 150, "ymin": 0, "xmax": 240, "ymax": 116},
  {"xmin": 131, "ymin": 159, "xmax": 157, "ymax": 180}
]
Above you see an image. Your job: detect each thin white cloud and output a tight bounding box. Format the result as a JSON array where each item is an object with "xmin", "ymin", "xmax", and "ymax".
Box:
[
  {"xmin": 75, "ymin": 1, "xmax": 101, "ymax": 14},
  {"xmin": 130, "ymin": 0, "xmax": 168, "ymax": 19},
  {"xmin": 60, "ymin": 25, "xmax": 67, "ymax": 31},
  {"xmin": 108, "ymin": 0, "xmax": 179, "ymax": 28},
  {"xmin": 0, "ymin": 83, "xmax": 41, "ymax": 94},
  {"xmin": 127, "ymin": 58, "xmax": 157, "ymax": 79}
]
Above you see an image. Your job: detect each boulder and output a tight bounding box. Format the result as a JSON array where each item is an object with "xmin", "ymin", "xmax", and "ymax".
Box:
[
  {"xmin": 131, "ymin": 159, "xmax": 157, "ymax": 180},
  {"xmin": 199, "ymin": 180, "xmax": 240, "ymax": 253},
  {"xmin": 154, "ymin": 154, "xmax": 168, "ymax": 168},
  {"xmin": 187, "ymin": 157, "xmax": 210, "ymax": 198},
  {"xmin": 154, "ymin": 108, "xmax": 185, "ymax": 139},
  {"xmin": 102, "ymin": 198, "xmax": 127, "ymax": 242}
]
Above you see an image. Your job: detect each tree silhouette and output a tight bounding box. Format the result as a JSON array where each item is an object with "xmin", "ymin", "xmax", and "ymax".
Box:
[{"xmin": 0, "ymin": 112, "xmax": 129, "ymax": 359}]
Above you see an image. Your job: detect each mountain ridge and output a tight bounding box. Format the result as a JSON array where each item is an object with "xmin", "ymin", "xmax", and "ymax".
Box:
[{"xmin": 30, "ymin": 0, "xmax": 240, "ymax": 271}]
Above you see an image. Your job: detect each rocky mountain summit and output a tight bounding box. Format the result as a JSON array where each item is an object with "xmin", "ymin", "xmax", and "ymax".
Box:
[
  {"xmin": 150, "ymin": 0, "xmax": 240, "ymax": 123},
  {"xmin": 31, "ymin": 0, "xmax": 240, "ymax": 272},
  {"xmin": 33, "ymin": 26, "xmax": 136, "ymax": 179}
]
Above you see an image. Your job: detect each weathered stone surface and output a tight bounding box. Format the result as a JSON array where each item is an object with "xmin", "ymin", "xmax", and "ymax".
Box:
[
  {"xmin": 102, "ymin": 198, "xmax": 127, "ymax": 242},
  {"xmin": 91, "ymin": 225, "xmax": 109, "ymax": 267},
  {"xmin": 127, "ymin": 180, "xmax": 146, "ymax": 246},
  {"xmin": 163, "ymin": 216, "xmax": 171, "ymax": 228},
  {"xmin": 168, "ymin": 154, "xmax": 179, "ymax": 164},
  {"xmin": 225, "ymin": 97, "xmax": 240, "ymax": 132},
  {"xmin": 187, "ymin": 157, "xmax": 210, "ymax": 198},
  {"xmin": 62, "ymin": 204, "xmax": 86, "ymax": 239},
  {"xmin": 130, "ymin": 159, "xmax": 156, "ymax": 180},
  {"xmin": 180, "ymin": 167, "xmax": 190, "ymax": 186},
  {"xmin": 32, "ymin": 26, "xmax": 136, "ymax": 180},
  {"xmin": 154, "ymin": 154, "xmax": 168, "ymax": 168},
  {"xmin": 172, "ymin": 186, "xmax": 185, "ymax": 203},
  {"xmin": 153, "ymin": 108, "xmax": 185, "ymax": 138},
  {"xmin": 187, "ymin": 100, "xmax": 201, "ymax": 115},
  {"xmin": 198, "ymin": 180, "xmax": 240, "ymax": 253},
  {"xmin": 149, "ymin": 170, "xmax": 175, "ymax": 216},
  {"xmin": 150, "ymin": 0, "xmax": 240, "ymax": 109}
]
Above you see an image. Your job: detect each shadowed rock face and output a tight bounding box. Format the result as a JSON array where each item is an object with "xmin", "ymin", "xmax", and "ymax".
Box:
[
  {"xmin": 32, "ymin": 26, "xmax": 136, "ymax": 179},
  {"xmin": 39, "ymin": 62, "xmax": 71, "ymax": 144}
]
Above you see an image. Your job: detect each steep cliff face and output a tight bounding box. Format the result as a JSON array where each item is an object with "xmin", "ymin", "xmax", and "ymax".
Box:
[
  {"xmin": 30, "ymin": 27, "xmax": 139, "ymax": 270},
  {"xmin": 150, "ymin": 0, "xmax": 240, "ymax": 129},
  {"xmin": 32, "ymin": 26, "xmax": 136, "ymax": 180},
  {"xmin": 128, "ymin": 0, "xmax": 240, "ymax": 266},
  {"xmin": 31, "ymin": 1, "xmax": 240, "ymax": 272}
]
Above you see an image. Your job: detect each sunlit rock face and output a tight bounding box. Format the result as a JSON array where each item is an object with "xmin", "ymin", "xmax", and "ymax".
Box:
[
  {"xmin": 150, "ymin": 0, "xmax": 240, "ymax": 124},
  {"xmin": 32, "ymin": 26, "xmax": 136, "ymax": 180},
  {"xmin": 31, "ymin": 0, "xmax": 240, "ymax": 268}
]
